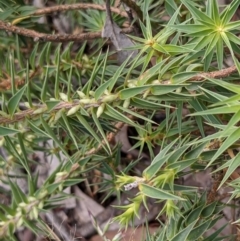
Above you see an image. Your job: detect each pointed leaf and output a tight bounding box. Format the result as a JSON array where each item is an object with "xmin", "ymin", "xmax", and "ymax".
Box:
[
  {"xmin": 76, "ymin": 113, "xmax": 108, "ymax": 153},
  {"xmin": 117, "ymin": 106, "xmax": 156, "ymax": 124},
  {"xmin": 8, "ymin": 84, "xmax": 27, "ymax": 117},
  {"xmin": 181, "ymin": 0, "xmax": 215, "ymax": 25},
  {"xmin": 217, "ymin": 152, "xmax": 240, "ymax": 188},
  {"xmin": 61, "ymin": 113, "xmax": 79, "ymax": 150},
  {"xmin": 119, "ymin": 86, "xmax": 150, "ymax": 100},
  {"xmin": 170, "ymin": 219, "xmax": 198, "ymax": 241},
  {"xmin": 45, "ymin": 100, "xmax": 60, "ymax": 111},
  {"xmin": 151, "ymin": 85, "xmax": 186, "ymax": 95},
  {"xmin": 209, "ymin": 127, "xmax": 240, "ymax": 166},
  {"xmin": 171, "ymin": 72, "xmax": 197, "ymax": 84},
  {"xmin": 9, "ymin": 180, "xmax": 27, "ymax": 204},
  {"xmin": 105, "ymin": 104, "xmax": 142, "ymax": 130},
  {"xmin": 91, "ymin": 109, "xmax": 111, "ymax": 154},
  {"xmin": 0, "ymin": 126, "xmax": 19, "ymax": 136},
  {"xmin": 140, "ymin": 184, "xmax": 184, "ymax": 200},
  {"xmin": 132, "ymin": 97, "xmax": 171, "ymax": 109}
]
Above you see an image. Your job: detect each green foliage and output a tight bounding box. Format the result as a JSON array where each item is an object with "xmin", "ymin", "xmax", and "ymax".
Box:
[{"xmin": 0, "ymin": 0, "xmax": 240, "ymax": 240}]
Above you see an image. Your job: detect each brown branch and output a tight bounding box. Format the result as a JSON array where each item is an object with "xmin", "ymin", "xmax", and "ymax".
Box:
[
  {"xmin": 0, "ymin": 68, "xmax": 41, "ymax": 91},
  {"xmin": 0, "ymin": 99, "xmax": 125, "ymax": 128},
  {"xmin": 0, "ymin": 20, "xmax": 133, "ymax": 42},
  {"xmin": 190, "ymin": 66, "xmax": 237, "ymax": 81},
  {"xmin": 0, "ymin": 101, "xmax": 80, "ymax": 125},
  {"xmin": 33, "ymin": 3, "xmax": 128, "ymax": 18}
]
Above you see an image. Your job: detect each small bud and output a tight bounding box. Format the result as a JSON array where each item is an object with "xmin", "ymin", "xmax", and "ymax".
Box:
[
  {"xmin": 77, "ymin": 91, "xmax": 86, "ymax": 98},
  {"xmin": 56, "ymin": 171, "xmax": 68, "ymax": 177},
  {"xmin": 16, "ymin": 217, "xmax": 23, "ymax": 228},
  {"xmin": 102, "ymin": 95, "xmax": 118, "ymax": 103},
  {"xmin": 127, "ymin": 82, "xmax": 136, "ymax": 88},
  {"xmin": 143, "ymin": 89, "xmax": 150, "ymax": 99},
  {"xmin": 0, "ymin": 137, "xmax": 4, "ymax": 147},
  {"xmin": 67, "ymin": 105, "xmax": 81, "ymax": 116},
  {"xmin": 176, "ymin": 87, "xmax": 182, "ymax": 93},
  {"xmin": 26, "ymin": 134, "xmax": 35, "ymax": 142},
  {"xmin": 24, "ymin": 102, "xmax": 31, "ymax": 108},
  {"xmin": 82, "ymin": 54, "xmax": 89, "ymax": 62},
  {"xmin": 79, "ymin": 98, "xmax": 95, "ymax": 104},
  {"xmin": 123, "ymin": 99, "xmax": 130, "ymax": 109},
  {"xmin": 59, "ymin": 93, "xmax": 68, "ymax": 102},
  {"xmin": 34, "ymin": 37, "xmax": 39, "ymax": 42},
  {"xmin": 16, "ymin": 207, "xmax": 22, "ymax": 213},
  {"xmin": 55, "ymin": 172, "xmax": 68, "ymax": 182},
  {"xmin": 28, "ymin": 196, "xmax": 36, "ymax": 202},
  {"xmin": 81, "ymin": 69, "xmax": 86, "ymax": 75},
  {"xmin": 29, "ymin": 211, "xmax": 34, "ymax": 220},
  {"xmin": 33, "ymin": 106, "xmax": 47, "ymax": 114},
  {"xmin": 6, "ymin": 215, "xmax": 13, "ymax": 220},
  {"xmin": 38, "ymin": 201, "xmax": 44, "ymax": 209},
  {"xmin": 104, "ymin": 89, "xmax": 110, "ymax": 95},
  {"xmin": 19, "ymin": 202, "xmax": 27, "ymax": 208},
  {"xmin": 58, "ymin": 183, "xmax": 63, "ymax": 191},
  {"xmin": 37, "ymin": 190, "xmax": 48, "ymax": 199},
  {"xmin": 0, "ymin": 221, "xmax": 5, "ymax": 227},
  {"xmin": 53, "ymin": 109, "xmax": 64, "ymax": 123},
  {"xmin": 32, "ymin": 206, "xmax": 39, "ymax": 219},
  {"xmin": 89, "ymin": 90, "xmax": 95, "ymax": 96},
  {"xmin": 96, "ymin": 103, "xmax": 105, "ymax": 118}
]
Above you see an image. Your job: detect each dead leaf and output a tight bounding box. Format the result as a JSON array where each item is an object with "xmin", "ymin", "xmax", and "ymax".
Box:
[{"xmin": 102, "ymin": 0, "xmax": 137, "ymax": 64}]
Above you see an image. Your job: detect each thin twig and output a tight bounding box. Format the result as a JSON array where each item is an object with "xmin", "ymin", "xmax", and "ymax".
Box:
[
  {"xmin": 45, "ymin": 211, "xmax": 72, "ymax": 241},
  {"xmin": 0, "ymin": 68, "xmax": 40, "ymax": 91},
  {"xmin": 33, "ymin": 3, "xmax": 128, "ymax": 18},
  {"xmin": 0, "ymin": 63, "xmax": 238, "ymax": 125},
  {"xmin": 0, "ymin": 20, "xmax": 133, "ymax": 42},
  {"xmin": 0, "ymin": 101, "xmax": 82, "ymax": 125},
  {"xmin": 191, "ymin": 66, "xmax": 237, "ymax": 81}
]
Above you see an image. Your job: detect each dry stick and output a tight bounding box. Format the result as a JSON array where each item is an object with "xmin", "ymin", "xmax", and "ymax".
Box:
[
  {"xmin": 0, "ymin": 101, "xmax": 86, "ymax": 125},
  {"xmin": 0, "ymin": 20, "xmax": 133, "ymax": 42},
  {"xmin": 33, "ymin": 3, "xmax": 128, "ymax": 18},
  {"xmin": 45, "ymin": 211, "xmax": 72, "ymax": 241},
  {"xmin": 191, "ymin": 65, "xmax": 237, "ymax": 81},
  {"xmin": 0, "ymin": 67, "xmax": 41, "ymax": 91}
]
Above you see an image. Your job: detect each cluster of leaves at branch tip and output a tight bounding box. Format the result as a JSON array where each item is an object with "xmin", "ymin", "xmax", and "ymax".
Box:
[{"xmin": 113, "ymin": 195, "xmax": 144, "ymax": 229}]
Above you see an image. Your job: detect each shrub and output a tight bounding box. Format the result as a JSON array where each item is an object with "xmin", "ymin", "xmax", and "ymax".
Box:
[{"xmin": 0, "ymin": 0, "xmax": 240, "ymax": 240}]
